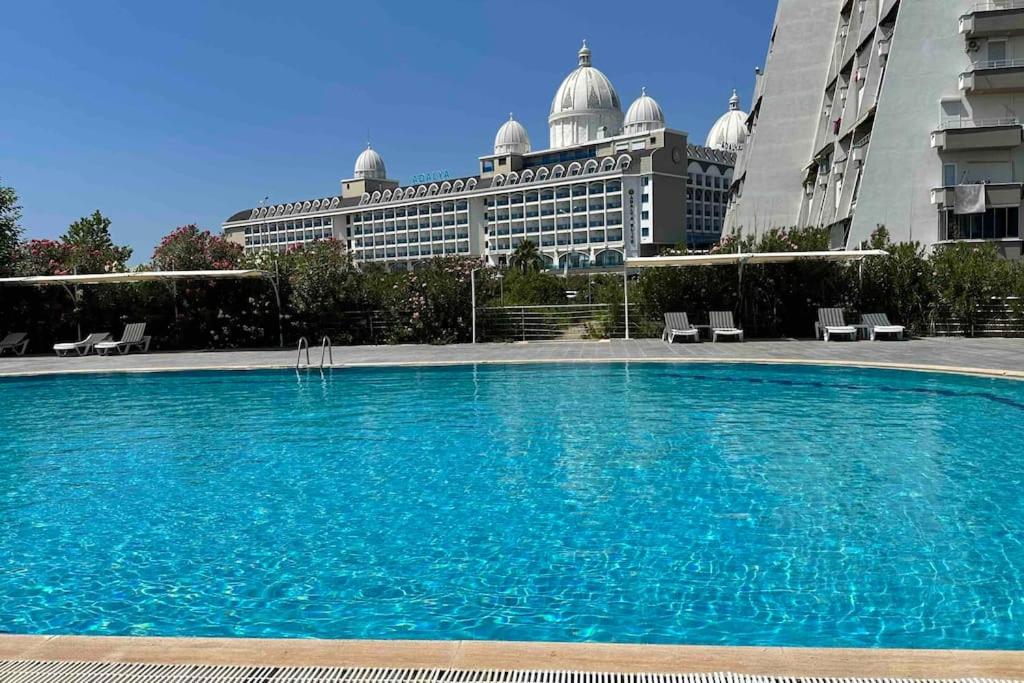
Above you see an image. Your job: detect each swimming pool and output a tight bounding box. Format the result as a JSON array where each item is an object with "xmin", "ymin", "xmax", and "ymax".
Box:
[{"xmin": 0, "ymin": 362, "xmax": 1022, "ymax": 649}]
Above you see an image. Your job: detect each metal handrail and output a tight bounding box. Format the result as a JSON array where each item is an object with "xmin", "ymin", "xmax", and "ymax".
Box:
[
  {"xmin": 970, "ymin": 57, "xmax": 1024, "ymax": 70},
  {"xmin": 970, "ymin": 0, "xmax": 1024, "ymax": 12},
  {"xmin": 940, "ymin": 116, "xmax": 1020, "ymax": 129},
  {"xmin": 320, "ymin": 336, "xmax": 333, "ymax": 369},
  {"xmin": 296, "ymin": 336, "xmax": 310, "ymax": 369}
]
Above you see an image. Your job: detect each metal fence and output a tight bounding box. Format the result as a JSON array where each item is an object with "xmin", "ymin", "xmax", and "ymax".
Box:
[
  {"xmin": 479, "ymin": 304, "xmax": 655, "ymax": 342},
  {"xmin": 932, "ymin": 297, "xmax": 1024, "ymax": 337}
]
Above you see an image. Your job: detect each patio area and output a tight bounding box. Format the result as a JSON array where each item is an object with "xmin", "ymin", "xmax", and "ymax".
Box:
[{"xmin": 1, "ymin": 336, "xmax": 1023, "ymax": 379}]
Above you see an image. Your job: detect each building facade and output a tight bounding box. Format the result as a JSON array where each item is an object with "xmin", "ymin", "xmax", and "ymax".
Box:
[
  {"xmin": 726, "ymin": 0, "xmax": 1024, "ymax": 257},
  {"xmin": 223, "ymin": 44, "xmax": 737, "ymax": 267}
]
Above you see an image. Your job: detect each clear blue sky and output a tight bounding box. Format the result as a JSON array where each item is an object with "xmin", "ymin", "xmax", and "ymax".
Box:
[{"xmin": 1, "ymin": 1, "xmax": 777, "ymax": 262}]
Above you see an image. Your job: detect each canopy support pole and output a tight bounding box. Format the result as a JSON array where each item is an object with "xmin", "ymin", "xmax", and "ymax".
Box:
[
  {"xmin": 267, "ymin": 266, "xmax": 284, "ymax": 348},
  {"xmin": 622, "ymin": 260, "xmax": 630, "ymax": 340}
]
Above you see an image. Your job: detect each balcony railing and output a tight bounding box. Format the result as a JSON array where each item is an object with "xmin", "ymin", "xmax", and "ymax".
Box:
[
  {"xmin": 970, "ymin": 57, "xmax": 1024, "ymax": 70},
  {"xmin": 940, "ymin": 117, "xmax": 1021, "ymax": 129},
  {"xmin": 969, "ymin": 0, "xmax": 1024, "ymax": 11}
]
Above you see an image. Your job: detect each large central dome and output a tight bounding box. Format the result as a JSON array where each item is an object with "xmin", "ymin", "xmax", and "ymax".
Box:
[{"xmin": 548, "ymin": 41, "xmax": 623, "ymax": 149}]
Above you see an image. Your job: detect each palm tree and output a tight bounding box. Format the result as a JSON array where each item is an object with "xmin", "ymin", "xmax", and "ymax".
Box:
[{"xmin": 509, "ymin": 239, "xmax": 545, "ymax": 273}]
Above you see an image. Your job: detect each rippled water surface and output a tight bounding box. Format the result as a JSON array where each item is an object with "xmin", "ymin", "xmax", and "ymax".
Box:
[{"xmin": 1, "ymin": 363, "xmax": 1023, "ymax": 648}]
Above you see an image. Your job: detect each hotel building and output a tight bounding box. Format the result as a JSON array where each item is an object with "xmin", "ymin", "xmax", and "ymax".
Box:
[
  {"xmin": 725, "ymin": 0, "xmax": 1024, "ymax": 257},
  {"xmin": 222, "ymin": 44, "xmax": 743, "ymax": 267}
]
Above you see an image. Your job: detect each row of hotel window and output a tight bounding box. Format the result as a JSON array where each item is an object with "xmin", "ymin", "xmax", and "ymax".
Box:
[
  {"xmin": 355, "ymin": 202, "xmax": 470, "ymax": 220},
  {"xmin": 488, "ymin": 231, "xmax": 625, "ymax": 248},
  {"xmin": 352, "ymin": 243, "xmax": 471, "ymax": 258},
  {"xmin": 688, "ymin": 173, "xmax": 729, "ymax": 189},
  {"xmin": 487, "ymin": 216, "xmax": 622, "ymax": 232},
  {"xmin": 487, "ymin": 208, "xmax": 624, "ymax": 221},
  {"xmin": 353, "ymin": 219, "xmax": 470, "ymax": 235},
  {"xmin": 243, "ymin": 216, "xmax": 332, "ymax": 235},
  {"xmin": 688, "ymin": 189, "xmax": 726, "ymax": 203},
  {"xmin": 688, "ymin": 217, "xmax": 724, "ymax": 233},
  {"xmin": 486, "ymin": 182, "xmax": 624, "ymax": 204},
  {"xmin": 354, "ymin": 232, "xmax": 470, "ymax": 247},
  {"xmin": 245, "ymin": 228, "xmax": 331, "ymax": 246}
]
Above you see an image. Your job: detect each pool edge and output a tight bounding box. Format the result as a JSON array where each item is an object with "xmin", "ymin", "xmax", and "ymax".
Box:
[
  {"xmin": 1, "ymin": 635, "xmax": 1022, "ymax": 679},
  {"xmin": 1, "ymin": 355, "xmax": 1023, "ymax": 381}
]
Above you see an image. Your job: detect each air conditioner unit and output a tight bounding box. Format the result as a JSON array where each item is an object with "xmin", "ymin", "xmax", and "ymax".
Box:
[
  {"xmin": 967, "ymin": 39, "xmax": 981, "ymax": 54},
  {"xmin": 878, "ymin": 40, "xmax": 890, "ymax": 58}
]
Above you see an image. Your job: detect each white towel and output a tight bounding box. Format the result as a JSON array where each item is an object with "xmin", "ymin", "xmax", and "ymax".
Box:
[{"xmin": 954, "ymin": 183, "xmax": 986, "ymax": 215}]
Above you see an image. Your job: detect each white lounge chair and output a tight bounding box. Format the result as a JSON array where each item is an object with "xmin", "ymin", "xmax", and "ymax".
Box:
[
  {"xmin": 817, "ymin": 308, "xmax": 857, "ymax": 341},
  {"xmin": 862, "ymin": 313, "xmax": 905, "ymax": 341},
  {"xmin": 663, "ymin": 312, "xmax": 699, "ymax": 343},
  {"xmin": 709, "ymin": 311, "xmax": 744, "ymax": 342},
  {"xmin": 95, "ymin": 323, "xmax": 151, "ymax": 355},
  {"xmin": 0, "ymin": 332, "xmax": 29, "ymax": 356},
  {"xmin": 53, "ymin": 332, "xmax": 111, "ymax": 357}
]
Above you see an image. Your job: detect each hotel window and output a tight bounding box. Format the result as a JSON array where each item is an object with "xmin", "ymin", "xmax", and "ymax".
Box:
[
  {"xmin": 641, "ymin": 210, "xmax": 650, "ymax": 220},
  {"xmin": 943, "ymin": 163, "xmax": 958, "ymax": 187}
]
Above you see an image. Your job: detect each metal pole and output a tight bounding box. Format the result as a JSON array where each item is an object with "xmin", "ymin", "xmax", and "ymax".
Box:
[
  {"xmin": 471, "ymin": 268, "xmax": 478, "ymax": 344},
  {"xmin": 623, "ymin": 260, "xmax": 630, "ymax": 340}
]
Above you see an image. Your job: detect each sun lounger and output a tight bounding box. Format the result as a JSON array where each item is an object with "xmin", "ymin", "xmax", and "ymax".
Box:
[
  {"xmin": 817, "ymin": 308, "xmax": 857, "ymax": 341},
  {"xmin": 862, "ymin": 313, "xmax": 905, "ymax": 341},
  {"xmin": 0, "ymin": 332, "xmax": 29, "ymax": 356},
  {"xmin": 95, "ymin": 323, "xmax": 151, "ymax": 355},
  {"xmin": 709, "ymin": 311, "xmax": 744, "ymax": 342},
  {"xmin": 53, "ymin": 332, "xmax": 111, "ymax": 357},
  {"xmin": 662, "ymin": 312, "xmax": 699, "ymax": 343}
]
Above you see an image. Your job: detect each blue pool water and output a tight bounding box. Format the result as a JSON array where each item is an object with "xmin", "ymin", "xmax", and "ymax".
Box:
[{"xmin": 0, "ymin": 363, "xmax": 1022, "ymax": 649}]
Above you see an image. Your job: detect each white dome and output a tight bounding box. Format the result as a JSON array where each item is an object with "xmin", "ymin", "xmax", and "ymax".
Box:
[
  {"xmin": 354, "ymin": 144, "xmax": 387, "ymax": 180},
  {"xmin": 494, "ymin": 113, "xmax": 531, "ymax": 155},
  {"xmin": 623, "ymin": 87, "xmax": 665, "ymax": 135},
  {"xmin": 548, "ymin": 41, "xmax": 624, "ymax": 149},
  {"xmin": 705, "ymin": 90, "xmax": 748, "ymax": 151}
]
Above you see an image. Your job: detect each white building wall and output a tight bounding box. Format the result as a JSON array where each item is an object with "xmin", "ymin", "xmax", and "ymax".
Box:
[{"xmin": 848, "ymin": 2, "xmax": 966, "ymax": 246}]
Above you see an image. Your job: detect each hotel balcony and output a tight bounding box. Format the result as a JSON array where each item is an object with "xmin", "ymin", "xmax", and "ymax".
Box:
[
  {"xmin": 960, "ymin": 59, "xmax": 1024, "ymax": 93},
  {"xmin": 960, "ymin": 1, "xmax": 1024, "ymax": 38},
  {"xmin": 931, "ymin": 118, "xmax": 1023, "ymax": 150},
  {"xmin": 930, "ymin": 182, "xmax": 1023, "ymax": 209}
]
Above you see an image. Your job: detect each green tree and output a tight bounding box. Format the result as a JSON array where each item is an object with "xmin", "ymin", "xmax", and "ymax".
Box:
[
  {"xmin": 62, "ymin": 210, "xmax": 132, "ymax": 273},
  {"xmin": 0, "ymin": 180, "xmax": 23, "ymax": 276},
  {"xmin": 931, "ymin": 242, "xmax": 1012, "ymax": 336},
  {"xmin": 508, "ymin": 239, "xmax": 545, "ymax": 273},
  {"xmin": 859, "ymin": 226, "xmax": 934, "ymax": 335},
  {"xmin": 286, "ymin": 239, "xmax": 366, "ymax": 337}
]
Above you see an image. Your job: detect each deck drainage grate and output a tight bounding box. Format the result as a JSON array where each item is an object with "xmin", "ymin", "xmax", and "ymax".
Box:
[{"xmin": 0, "ymin": 664, "xmax": 1019, "ymax": 683}]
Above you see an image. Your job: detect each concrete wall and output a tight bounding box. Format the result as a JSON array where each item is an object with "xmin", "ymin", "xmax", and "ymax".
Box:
[
  {"xmin": 724, "ymin": 0, "xmax": 842, "ymax": 235},
  {"xmin": 848, "ymin": 2, "xmax": 967, "ymax": 246}
]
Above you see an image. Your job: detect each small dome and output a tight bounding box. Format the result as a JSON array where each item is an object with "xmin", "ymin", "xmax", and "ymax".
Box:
[
  {"xmin": 549, "ymin": 41, "xmax": 624, "ymax": 148},
  {"xmin": 706, "ymin": 90, "xmax": 748, "ymax": 151},
  {"xmin": 354, "ymin": 144, "xmax": 386, "ymax": 180},
  {"xmin": 494, "ymin": 113, "xmax": 531, "ymax": 155},
  {"xmin": 623, "ymin": 87, "xmax": 665, "ymax": 135}
]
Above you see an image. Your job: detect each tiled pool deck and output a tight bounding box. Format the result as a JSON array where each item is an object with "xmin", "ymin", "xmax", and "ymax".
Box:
[
  {"xmin": 2, "ymin": 337, "xmax": 1023, "ymax": 679},
  {"xmin": 1, "ymin": 336, "xmax": 1023, "ymax": 379}
]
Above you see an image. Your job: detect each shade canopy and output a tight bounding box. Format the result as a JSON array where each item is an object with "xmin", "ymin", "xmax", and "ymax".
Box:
[
  {"xmin": 0, "ymin": 270, "xmax": 270, "ymax": 287},
  {"xmin": 626, "ymin": 250, "xmax": 889, "ymax": 268}
]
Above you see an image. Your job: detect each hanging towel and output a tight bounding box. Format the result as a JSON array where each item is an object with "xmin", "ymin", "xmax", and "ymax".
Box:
[{"xmin": 954, "ymin": 183, "xmax": 986, "ymax": 215}]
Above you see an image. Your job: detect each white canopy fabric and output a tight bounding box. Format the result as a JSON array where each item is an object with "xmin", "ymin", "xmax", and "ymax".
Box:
[
  {"xmin": 625, "ymin": 250, "xmax": 889, "ymax": 269},
  {"xmin": 0, "ymin": 269, "xmax": 270, "ymax": 286}
]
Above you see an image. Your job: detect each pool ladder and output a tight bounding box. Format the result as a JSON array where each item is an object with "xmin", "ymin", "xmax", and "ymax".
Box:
[{"xmin": 296, "ymin": 336, "xmax": 333, "ymax": 370}]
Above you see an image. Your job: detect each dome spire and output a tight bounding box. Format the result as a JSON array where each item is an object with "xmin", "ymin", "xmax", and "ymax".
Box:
[
  {"xmin": 729, "ymin": 89, "xmax": 740, "ymax": 111},
  {"xmin": 578, "ymin": 39, "xmax": 591, "ymax": 67}
]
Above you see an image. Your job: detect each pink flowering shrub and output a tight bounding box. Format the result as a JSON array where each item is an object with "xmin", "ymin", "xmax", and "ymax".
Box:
[{"xmin": 152, "ymin": 224, "xmax": 242, "ymax": 271}]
